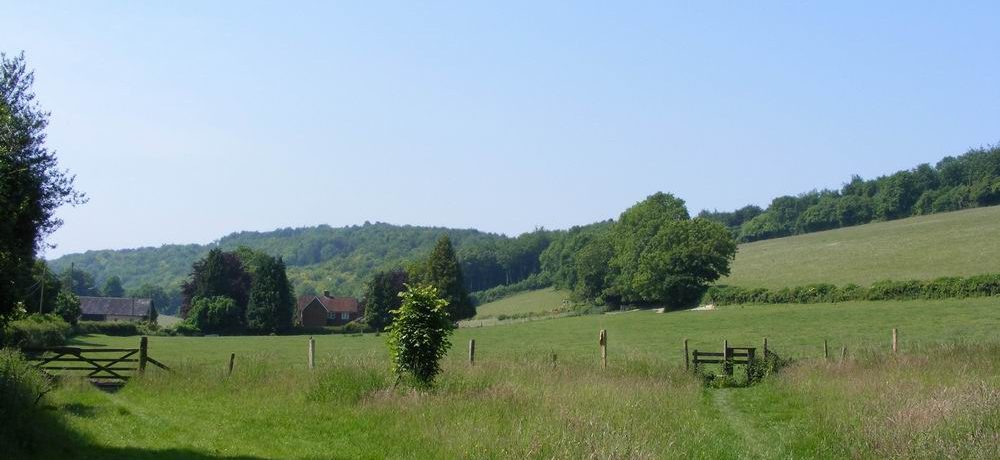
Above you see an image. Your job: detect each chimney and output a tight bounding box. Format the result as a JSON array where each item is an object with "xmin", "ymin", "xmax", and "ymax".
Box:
[{"xmin": 323, "ymin": 290, "xmax": 330, "ymax": 298}]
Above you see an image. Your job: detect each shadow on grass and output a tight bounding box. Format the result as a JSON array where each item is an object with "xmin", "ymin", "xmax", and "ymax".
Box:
[{"xmin": 15, "ymin": 405, "xmax": 270, "ymax": 460}]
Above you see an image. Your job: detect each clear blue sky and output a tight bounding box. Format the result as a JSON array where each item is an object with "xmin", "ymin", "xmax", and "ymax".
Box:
[{"xmin": 4, "ymin": 1, "xmax": 998, "ymax": 258}]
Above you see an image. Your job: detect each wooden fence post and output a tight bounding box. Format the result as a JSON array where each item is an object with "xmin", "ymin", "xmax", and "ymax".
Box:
[
  {"xmin": 840, "ymin": 346, "xmax": 846, "ymax": 361},
  {"xmin": 599, "ymin": 329, "xmax": 607, "ymax": 369},
  {"xmin": 824, "ymin": 339, "xmax": 829, "ymax": 359},
  {"xmin": 723, "ymin": 339, "xmax": 732, "ymax": 376},
  {"xmin": 308, "ymin": 337, "xmax": 315, "ymax": 369},
  {"xmin": 892, "ymin": 328, "xmax": 898, "ymax": 353},
  {"xmin": 139, "ymin": 336, "xmax": 148, "ymax": 374},
  {"xmin": 763, "ymin": 337, "xmax": 768, "ymax": 357},
  {"xmin": 228, "ymin": 353, "xmax": 235, "ymax": 376},
  {"xmin": 469, "ymin": 339, "xmax": 475, "ymax": 366},
  {"xmin": 684, "ymin": 338, "xmax": 690, "ymax": 371}
]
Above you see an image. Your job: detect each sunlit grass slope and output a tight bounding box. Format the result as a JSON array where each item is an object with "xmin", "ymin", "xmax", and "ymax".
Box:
[
  {"xmin": 724, "ymin": 206, "xmax": 1000, "ymax": 288},
  {"xmin": 473, "ymin": 287, "xmax": 571, "ymax": 319}
]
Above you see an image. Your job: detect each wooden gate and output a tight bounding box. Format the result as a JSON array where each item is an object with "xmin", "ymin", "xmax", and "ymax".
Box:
[{"xmin": 23, "ymin": 337, "xmax": 169, "ymax": 382}]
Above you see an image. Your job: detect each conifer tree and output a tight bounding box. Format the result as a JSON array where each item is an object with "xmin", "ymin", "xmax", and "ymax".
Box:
[
  {"xmin": 245, "ymin": 256, "xmax": 294, "ymax": 333},
  {"xmin": 180, "ymin": 249, "xmax": 251, "ymax": 321},
  {"xmin": 362, "ymin": 268, "xmax": 408, "ymax": 331},
  {"xmin": 422, "ymin": 236, "xmax": 474, "ymax": 320}
]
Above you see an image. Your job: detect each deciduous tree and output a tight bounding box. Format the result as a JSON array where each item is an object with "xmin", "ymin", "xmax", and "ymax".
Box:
[
  {"xmin": 386, "ymin": 284, "xmax": 454, "ymax": 387},
  {"xmin": 0, "ymin": 52, "xmax": 84, "ymax": 322}
]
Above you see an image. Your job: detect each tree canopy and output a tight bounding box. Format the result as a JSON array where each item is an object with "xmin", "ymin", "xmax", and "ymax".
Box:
[
  {"xmin": 419, "ymin": 236, "xmax": 474, "ymax": 320},
  {"xmin": 0, "ymin": 52, "xmax": 83, "ymax": 321},
  {"xmin": 362, "ymin": 268, "xmax": 408, "ymax": 331}
]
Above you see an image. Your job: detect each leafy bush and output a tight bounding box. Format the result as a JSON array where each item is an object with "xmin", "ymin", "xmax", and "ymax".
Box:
[
  {"xmin": 163, "ymin": 321, "xmax": 202, "ymax": 336},
  {"xmin": 1, "ymin": 314, "xmax": 71, "ymax": 348},
  {"xmin": 0, "ymin": 348, "xmax": 54, "ymax": 453},
  {"xmin": 386, "ymin": 284, "xmax": 454, "ymax": 387},
  {"xmin": 186, "ymin": 296, "xmax": 243, "ymax": 335}
]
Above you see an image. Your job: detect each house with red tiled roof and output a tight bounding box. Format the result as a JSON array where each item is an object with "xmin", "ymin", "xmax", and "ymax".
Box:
[{"xmin": 296, "ymin": 291, "xmax": 362, "ymax": 328}]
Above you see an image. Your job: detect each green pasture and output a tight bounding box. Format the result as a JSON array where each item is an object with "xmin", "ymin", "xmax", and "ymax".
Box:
[
  {"xmin": 25, "ymin": 295, "xmax": 1000, "ymax": 458},
  {"xmin": 472, "ymin": 287, "xmax": 571, "ymax": 319},
  {"xmin": 78, "ymin": 296, "xmax": 1000, "ymax": 370},
  {"xmin": 725, "ymin": 206, "xmax": 1000, "ymax": 288}
]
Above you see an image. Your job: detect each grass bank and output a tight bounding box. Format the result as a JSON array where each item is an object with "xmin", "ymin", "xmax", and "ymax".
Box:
[{"xmin": 725, "ymin": 206, "xmax": 1000, "ymax": 288}]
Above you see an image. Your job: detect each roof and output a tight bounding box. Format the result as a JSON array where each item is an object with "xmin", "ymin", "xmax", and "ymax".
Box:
[
  {"xmin": 296, "ymin": 295, "xmax": 361, "ymax": 314},
  {"xmin": 79, "ymin": 297, "xmax": 153, "ymax": 317}
]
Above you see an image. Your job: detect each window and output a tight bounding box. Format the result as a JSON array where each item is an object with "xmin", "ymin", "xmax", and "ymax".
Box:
[{"xmin": 341, "ymin": 312, "xmax": 350, "ymax": 320}]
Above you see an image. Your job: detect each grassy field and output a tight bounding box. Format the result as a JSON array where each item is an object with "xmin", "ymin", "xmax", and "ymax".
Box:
[
  {"xmin": 76, "ymin": 296, "xmax": 1000, "ymax": 368},
  {"xmin": 724, "ymin": 206, "xmax": 1000, "ymax": 288},
  {"xmin": 472, "ymin": 287, "xmax": 571, "ymax": 319},
  {"xmin": 17, "ymin": 297, "xmax": 1000, "ymax": 458}
]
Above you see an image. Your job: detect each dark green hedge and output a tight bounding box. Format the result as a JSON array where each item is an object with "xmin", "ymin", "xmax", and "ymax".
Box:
[
  {"xmin": 73, "ymin": 321, "xmax": 158, "ymax": 337},
  {"xmin": 1, "ymin": 315, "xmax": 71, "ymax": 348},
  {"xmin": 704, "ymin": 273, "xmax": 1000, "ymax": 305}
]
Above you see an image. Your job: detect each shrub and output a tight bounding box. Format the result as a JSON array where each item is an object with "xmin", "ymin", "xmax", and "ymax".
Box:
[
  {"xmin": 0, "ymin": 348, "xmax": 54, "ymax": 453},
  {"xmin": 186, "ymin": 296, "xmax": 243, "ymax": 335},
  {"xmin": 1, "ymin": 314, "xmax": 71, "ymax": 348},
  {"xmin": 73, "ymin": 321, "xmax": 157, "ymax": 337},
  {"xmin": 386, "ymin": 284, "xmax": 455, "ymax": 387},
  {"xmin": 867, "ymin": 280, "xmax": 923, "ymax": 300}
]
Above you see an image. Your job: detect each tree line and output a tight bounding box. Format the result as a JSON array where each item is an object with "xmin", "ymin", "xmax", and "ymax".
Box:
[{"xmin": 699, "ymin": 144, "xmax": 1000, "ymax": 242}]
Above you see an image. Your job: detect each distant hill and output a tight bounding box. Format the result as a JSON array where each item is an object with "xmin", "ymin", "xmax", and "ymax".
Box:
[
  {"xmin": 723, "ymin": 206, "xmax": 1000, "ymax": 288},
  {"xmin": 47, "ymin": 223, "xmax": 523, "ymax": 301}
]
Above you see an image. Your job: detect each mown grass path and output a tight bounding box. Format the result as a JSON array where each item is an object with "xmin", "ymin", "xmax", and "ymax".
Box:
[{"xmin": 711, "ymin": 389, "xmax": 788, "ymax": 460}]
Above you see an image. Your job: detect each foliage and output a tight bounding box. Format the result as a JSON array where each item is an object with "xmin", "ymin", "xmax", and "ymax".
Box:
[
  {"xmin": 22, "ymin": 260, "xmax": 61, "ymax": 315},
  {"xmin": 245, "ymin": 255, "xmax": 295, "ymax": 334},
  {"xmin": 0, "ymin": 348, "xmax": 54, "ymax": 454},
  {"xmin": 418, "ymin": 236, "xmax": 475, "ymax": 320},
  {"xmin": 102, "ymin": 275, "xmax": 124, "ymax": 297},
  {"xmin": 59, "ymin": 265, "xmax": 100, "ymax": 296},
  {"xmin": 704, "ymin": 273, "xmax": 1000, "ymax": 305},
  {"xmin": 52, "ymin": 290, "xmax": 80, "ymax": 325},
  {"xmin": 47, "ymin": 223, "xmax": 525, "ymax": 303},
  {"xmin": 185, "ymin": 296, "xmax": 243, "ymax": 335},
  {"xmin": 729, "ymin": 144, "xmax": 1000, "ymax": 242},
  {"xmin": 180, "ymin": 249, "xmax": 252, "ymax": 319},
  {"xmin": 386, "ymin": 284, "xmax": 454, "ymax": 387},
  {"xmin": 610, "ymin": 193, "xmax": 737, "ymax": 307},
  {"xmin": 1, "ymin": 314, "xmax": 70, "ymax": 348},
  {"xmin": 0, "ymin": 52, "xmax": 84, "ymax": 323},
  {"xmin": 573, "ymin": 235, "xmax": 615, "ymax": 302},
  {"xmin": 362, "ymin": 268, "xmax": 408, "ymax": 331}
]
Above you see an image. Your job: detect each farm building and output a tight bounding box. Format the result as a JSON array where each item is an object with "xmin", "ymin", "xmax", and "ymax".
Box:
[
  {"xmin": 296, "ymin": 291, "xmax": 362, "ymax": 328},
  {"xmin": 78, "ymin": 296, "xmax": 155, "ymax": 322}
]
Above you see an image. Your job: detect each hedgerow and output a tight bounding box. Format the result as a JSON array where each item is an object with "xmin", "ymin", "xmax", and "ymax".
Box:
[{"xmin": 703, "ymin": 273, "xmax": 1000, "ymax": 305}]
